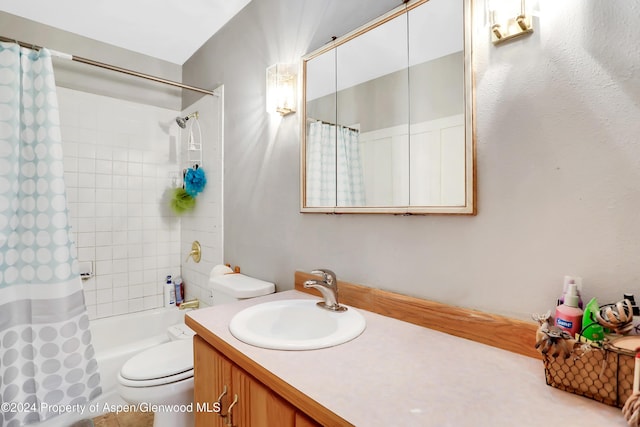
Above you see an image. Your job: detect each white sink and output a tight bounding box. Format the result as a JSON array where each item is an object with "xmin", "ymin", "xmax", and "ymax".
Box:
[{"xmin": 229, "ymin": 299, "xmax": 366, "ymax": 350}]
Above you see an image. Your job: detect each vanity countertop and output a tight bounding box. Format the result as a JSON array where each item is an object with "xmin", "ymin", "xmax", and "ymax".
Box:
[{"xmin": 186, "ymin": 290, "xmax": 625, "ymax": 426}]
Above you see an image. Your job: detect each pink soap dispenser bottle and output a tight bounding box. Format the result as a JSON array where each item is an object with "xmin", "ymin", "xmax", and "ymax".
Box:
[{"xmin": 555, "ymin": 281, "xmax": 583, "ymax": 337}]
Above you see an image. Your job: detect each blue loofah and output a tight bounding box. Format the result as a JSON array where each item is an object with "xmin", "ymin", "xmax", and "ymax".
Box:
[{"xmin": 184, "ymin": 167, "xmax": 207, "ymax": 197}]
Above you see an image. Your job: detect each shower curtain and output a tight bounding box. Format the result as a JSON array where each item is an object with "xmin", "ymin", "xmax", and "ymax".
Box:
[
  {"xmin": 306, "ymin": 122, "xmax": 365, "ymax": 206},
  {"xmin": 0, "ymin": 43, "xmax": 101, "ymax": 426}
]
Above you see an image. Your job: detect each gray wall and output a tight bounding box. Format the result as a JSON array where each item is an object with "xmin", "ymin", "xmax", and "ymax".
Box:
[
  {"xmin": 192, "ymin": 0, "xmax": 640, "ymax": 321},
  {"xmin": 0, "ymin": 11, "xmax": 183, "ymax": 110},
  {"xmin": 3, "ymin": 0, "xmax": 638, "ymax": 322},
  {"xmin": 307, "ymin": 52, "xmax": 464, "ymax": 131}
]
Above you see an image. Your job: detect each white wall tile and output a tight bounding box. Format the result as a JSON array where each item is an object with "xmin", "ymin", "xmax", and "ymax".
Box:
[
  {"xmin": 95, "ymin": 189, "xmax": 112, "ymax": 202},
  {"xmin": 143, "ymin": 283, "xmax": 156, "ymax": 297},
  {"xmin": 97, "ymin": 289, "xmax": 112, "ymax": 304},
  {"xmin": 78, "ymin": 159, "xmax": 96, "ymax": 173},
  {"xmin": 95, "ymin": 218, "xmax": 112, "ymax": 232},
  {"xmin": 129, "ymin": 150, "xmax": 144, "ymax": 163},
  {"xmin": 111, "ymin": 273, "xmax": 128, "ymax": 287},
  {"xmin": 113, "ymin": 161, "xmax": 128, "ymax": 176},
  {"xmin": 143, "ymin": 296, "xmax": 157, "ymax": 310},
  {"xmin": 77, "ymin": 203, "xmax": 95, "ymax": 218},
  {"xmin": 96, "ymin": 275, "xmax": 113, "ymax": 290},
  {"xmin": 95, "ymin": 260, "xmax": 113, "ymax": 275},
  {"xmin": 113, "ymin": 150, "xmax": 127, "ymax": 162},
  {"xmin": 128, "ymin": 298, "xmax": 144, "ymax": 313},
  {"xmin": 77, "ymin": 173, "xmax": 96, "ymax": 188},
  {"xmin": 77, "ymin": 247, "xmax": 95, "ymax": 262},
  {"xmin": 96, "ymin": 146, "xmax": 112, "ymax": 160},
  {"xmin": 95, "ymin": 175, "xmax": 112, "ymax": 189},
  {"xmin": 96, "ymin": 246, "xmax": 112, "ymax": 260},
  {"xmin": 64, "ymin": 172, "xmax": 79, "ymax": 188},
  {"xmin": 95, "ymin": 231, "xmax": 112, "ymax": 246},
  {"xmin": 96, "ymin": 303, "xmax": 113, "ymax": 318},
  {"xmin": 77, "ymin": 218, "xmax": 95, "ymax": 232},
  {"xmin": 78, "ymin": 144, "xmax": 96, "ymax": 159},
  {"xmin": 76, "ymin": 232, "xmax": 96, "ymax": 248},
  {"xmin": 113, "ymin": 301, "xmax": 129, "ymax": 316},
  {"xmin": 113, "ymin": 259, "xmax": 128, "ymax": 274},
  {"xmin": 128, "ymin": 270, "xmax": 144, "ymax": 285},
  {"xmin": 128, "ymin": 163, "xmax": 143, "ymax": 176},
  {"xmin": 95, "ymin": 159, "xmax": 112, "ymax": 174},
  {"xmin": 179, "ymin": 94, "xmax": 223, "ymax": 308},
  {"xmin": 113, "ymin": 287, "xmax": 128, "ymax": 301},
  {"xmin": 58, "ymin": 87, "xmax": 184, "ymax": 319},
  {"xmin": 130, "ymin": 284, "xmax": 144, "ymax": 299}
]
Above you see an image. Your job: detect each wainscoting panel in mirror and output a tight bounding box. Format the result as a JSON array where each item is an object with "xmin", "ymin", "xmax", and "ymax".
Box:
[{"xmin": 301, "ymin": 0, "xmax": 475, "ymax": 214}]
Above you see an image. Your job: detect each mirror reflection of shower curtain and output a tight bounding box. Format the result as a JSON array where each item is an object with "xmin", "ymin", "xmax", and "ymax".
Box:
[
  {"xmin": 306, "ymin": 122, "xmax": 365, "ymax": 207},
  {"xmin": 0, "ymin": 42, "xmax": 101, "ymax": 426}
]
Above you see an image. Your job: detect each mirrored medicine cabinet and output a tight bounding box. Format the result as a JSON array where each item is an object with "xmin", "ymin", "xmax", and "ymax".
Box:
[{"xmin": 300, "ymin": 0, "xmax": 475, "ymax": 214}]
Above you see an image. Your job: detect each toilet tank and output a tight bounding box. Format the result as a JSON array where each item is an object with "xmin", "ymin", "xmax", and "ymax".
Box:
[{"xmin": 209, "ymin": 273, "xmax": 275, "ymax": 306}]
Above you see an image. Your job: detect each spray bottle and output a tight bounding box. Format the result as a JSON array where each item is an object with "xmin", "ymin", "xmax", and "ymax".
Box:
[{"xmin": 555, "ymin": 280, "xmax": 583, "ymax": 337}]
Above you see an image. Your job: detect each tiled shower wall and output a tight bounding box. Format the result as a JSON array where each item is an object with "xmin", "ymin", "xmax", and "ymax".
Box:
[
  {"xmin": 179, "ymin": 90, "xmax": 224, "ymax": 307},
  {"xmin": 57, "ymin": 87, "xmax": 182, "ymax": 319}
]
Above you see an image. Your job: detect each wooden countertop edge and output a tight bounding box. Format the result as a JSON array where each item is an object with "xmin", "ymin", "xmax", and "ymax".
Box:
[
  {"xmin": 185, "ymin": 315, "xmax": 354, "ymax": 427},
  {"xmin": 294, "ymin": 271, "xmax": 540, "ymax": 360}
]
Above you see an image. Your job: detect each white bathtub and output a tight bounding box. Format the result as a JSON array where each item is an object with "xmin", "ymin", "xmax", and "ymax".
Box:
[{"xmin": 33, "ymin": 307, "xmax": 187, "ymax": 427}]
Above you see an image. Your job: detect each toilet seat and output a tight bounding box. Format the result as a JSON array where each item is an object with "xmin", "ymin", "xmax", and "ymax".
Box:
[{"xmin": 119, "ymin": 339, "xmax": 194, "ymax": 388}]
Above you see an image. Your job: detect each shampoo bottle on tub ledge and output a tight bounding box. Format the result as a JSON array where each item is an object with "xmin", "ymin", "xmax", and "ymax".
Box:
[
  {"xmin": 174, "ymin": 276, "xmax": 184, "ymax": 306},
  {"xmin": 555, "ymin": 281, "xmax": 583, "ymax": 337},
  {"xmin": 165, "ymin": 275, "xmax": 176, "ymax": 307}
]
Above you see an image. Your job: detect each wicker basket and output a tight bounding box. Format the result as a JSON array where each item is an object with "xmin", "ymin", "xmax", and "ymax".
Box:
[{"xmin": 543, "ymin": 341, "xmax": 635, "ymax": 407}]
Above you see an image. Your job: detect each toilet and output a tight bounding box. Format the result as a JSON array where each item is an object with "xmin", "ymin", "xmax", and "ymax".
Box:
[{"xmin": 117, "ymin": 273, "xmax": 275, "ymax": 427}]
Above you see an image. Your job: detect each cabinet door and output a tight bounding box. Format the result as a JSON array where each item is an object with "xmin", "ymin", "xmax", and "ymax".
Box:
[
  {"xmin": 295, "ymin": 412, "xmax": 323, "ymax": 427},
  {"xmin": 194, "ymin": 336, "xmax": 322, "ymax": 427},
  {"xmin": 193, "ymin": 335, "xmax": 232, "ymax": 427},
  {"xmin": 230, "ymin": 365, "xmax": 296, "ymax": 427}
]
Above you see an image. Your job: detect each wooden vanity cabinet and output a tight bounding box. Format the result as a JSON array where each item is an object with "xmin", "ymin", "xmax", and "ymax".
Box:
[{"xmin": 193, "ymin": 335, "xmax": 321, "ymax": 427}]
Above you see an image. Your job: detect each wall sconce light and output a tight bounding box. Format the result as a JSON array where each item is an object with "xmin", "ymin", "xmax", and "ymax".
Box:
[
  {"xmin": 490, "ymin": 0, "xmax": 533, "ymax": 44},
  {"xmin": 266, "ymin": 63, "xmax": 297, "ymax": 116}
]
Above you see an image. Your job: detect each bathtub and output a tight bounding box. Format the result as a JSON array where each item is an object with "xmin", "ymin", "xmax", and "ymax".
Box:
[{"xmin": 33, "ymin": 307, "xmax": 187, "ymax": 427}]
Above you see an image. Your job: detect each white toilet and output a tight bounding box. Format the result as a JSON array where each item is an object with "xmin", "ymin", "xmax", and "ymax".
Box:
[{"xmin": 117, "ymin": 273, "xmax": 275, "ymax": 427}]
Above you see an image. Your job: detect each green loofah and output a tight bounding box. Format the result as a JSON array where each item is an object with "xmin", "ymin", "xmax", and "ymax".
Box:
[{"xmin": 170, "ymin": 187, "xmax": 196, "ymax": 215}]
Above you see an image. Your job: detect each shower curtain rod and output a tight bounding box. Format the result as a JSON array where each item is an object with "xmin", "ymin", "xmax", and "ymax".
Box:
[
  {"xmin": 0, "ymin": 35, "xmax": 215, "ymax": 96},
  {"xmin": 307, "ymin": 118, "xmax": 359, "ymax": 133}
]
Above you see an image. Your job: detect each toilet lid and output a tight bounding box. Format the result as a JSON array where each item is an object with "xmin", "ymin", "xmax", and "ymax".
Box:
[{"xmin": 120, "ymin": 339, "xmax": 193, "ymax": 381}]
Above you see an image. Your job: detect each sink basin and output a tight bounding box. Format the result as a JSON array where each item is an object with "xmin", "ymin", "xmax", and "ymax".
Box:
[{"xmin": 229, "ymin": 299, "xmax": 366, "ymax": 350}]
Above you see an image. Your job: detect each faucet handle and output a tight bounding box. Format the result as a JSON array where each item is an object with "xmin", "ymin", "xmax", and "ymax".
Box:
[
  {"xmin": 311, "ymin": 269, "xmax": 337, "ymax": 286},
  {"xmin": 185, "ymin": 241, "xmax": 201, "ymax": 263}
]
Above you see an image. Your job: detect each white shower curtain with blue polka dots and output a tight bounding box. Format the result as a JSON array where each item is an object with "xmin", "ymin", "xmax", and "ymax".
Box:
[
  {"xmin": 306, "ymin": 121, "xmax": 365, "ymax": 207},
  {"xmin": 0, "ymin": 42, "xmax": 101, "ymax": 427}
]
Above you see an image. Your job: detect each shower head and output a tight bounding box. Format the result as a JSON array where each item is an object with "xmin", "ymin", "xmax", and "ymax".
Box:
[
  {"xmin": 175, "ymin": 116, "xmax": 187, "ymax": 128},
  {"xmin": 175, "ymin": 111, "xmax": 199, "ymax": 129}
]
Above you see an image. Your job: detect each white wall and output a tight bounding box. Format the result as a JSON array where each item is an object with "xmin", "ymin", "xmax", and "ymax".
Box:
[
  {"xmin": 183, "ymin": 0, "xmax": 640, "ymax": 321},
  {"xmin": 179, "ymin": 90, "xmax": 225, "ymax": 306},
  {"xmin": 58, "ymin": 87, "xmax": 182, "ymax": 319}
]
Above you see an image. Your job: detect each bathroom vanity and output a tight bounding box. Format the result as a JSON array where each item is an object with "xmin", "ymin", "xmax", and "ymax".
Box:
[
  {"xmin": 185, "ymin": 273, "xmax": 625, "ymax": 426},
  {"xmin": 192, "ymin": 335, "xmax": 322, "ymax": 426}
]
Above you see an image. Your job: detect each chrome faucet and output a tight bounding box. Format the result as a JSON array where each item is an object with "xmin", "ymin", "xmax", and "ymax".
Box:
[{"xmin": 303, "ymin": 269, "xmax": 347, "ymax": 312}]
